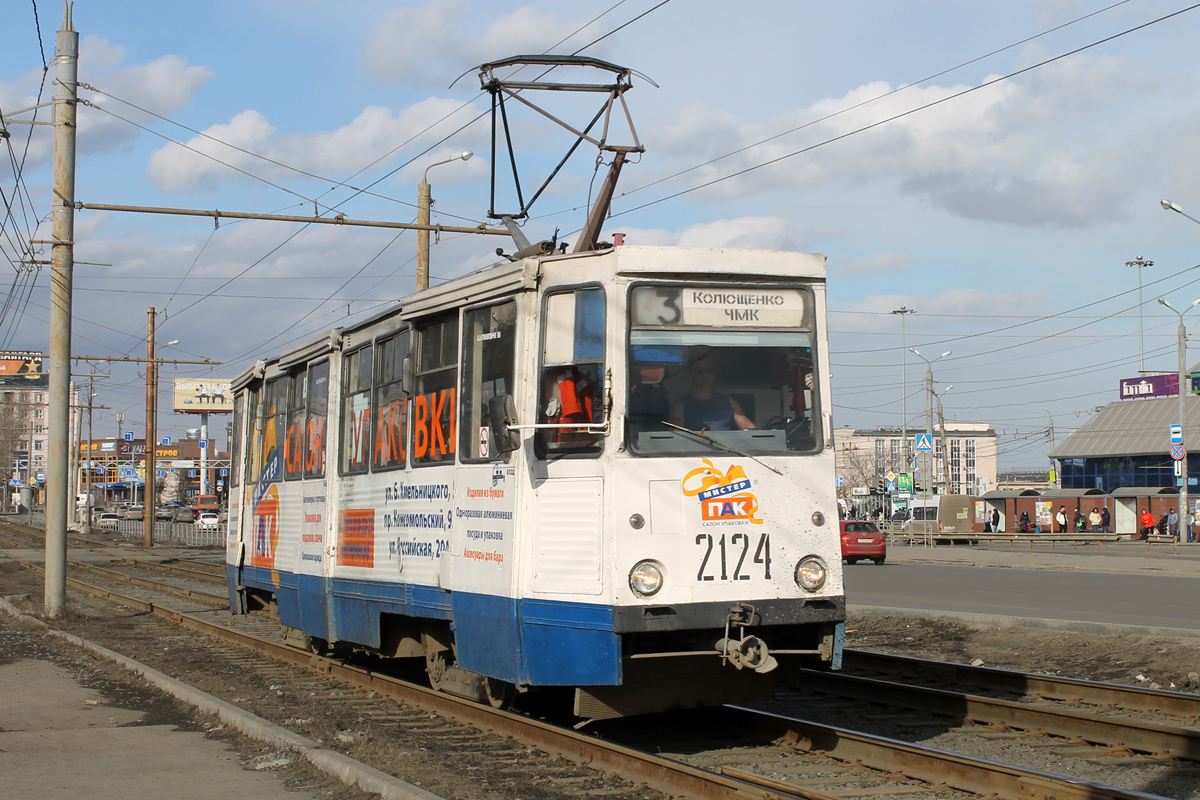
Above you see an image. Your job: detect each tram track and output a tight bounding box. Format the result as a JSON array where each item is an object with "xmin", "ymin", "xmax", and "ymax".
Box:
[{"xmin": 1, "ymin": 518, "xmax": 1190, "ymax": 799}]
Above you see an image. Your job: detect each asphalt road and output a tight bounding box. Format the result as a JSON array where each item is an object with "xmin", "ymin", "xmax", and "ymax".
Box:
[{"xmin": 842, "ymin": 547, "xmax": 1200, "ymax": 633}]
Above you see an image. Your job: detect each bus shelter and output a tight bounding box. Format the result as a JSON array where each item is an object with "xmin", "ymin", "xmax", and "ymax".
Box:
[
  {"xmin": 1109, "ymin": 486, "xmax": 1180, "ymax": 537},
  {"xmin": 976, "ymin": 488, "xmax": 1041, "ymax": 532}
]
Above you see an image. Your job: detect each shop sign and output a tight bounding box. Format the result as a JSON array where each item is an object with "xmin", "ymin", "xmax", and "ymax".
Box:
[{"xmin": 1120, "ymin": 374, "xmax": 1178, "ymax": 399}]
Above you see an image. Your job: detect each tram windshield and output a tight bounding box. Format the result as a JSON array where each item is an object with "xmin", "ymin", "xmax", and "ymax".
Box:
[{"xmin": 626, "ymin": 285, "xmax": 820, "ymax": 456}]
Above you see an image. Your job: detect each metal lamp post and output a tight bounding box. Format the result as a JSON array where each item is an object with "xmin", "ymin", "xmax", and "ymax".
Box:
[
  {"xmin": 934, "ymin": 384, "xmax": 954, "ymax": 493},
  {"xmin": 891, "ymin": 306, "xmax": 915, "ymax": 472},
  {"xmin": 1157, "ymin": 297, "xmax": 1200, "ymax": 542},
  {"xmin": 910, "ymin": 347, "xmax": 950, "ymax": 542},
  {"xmin": 416, "ymin": 151, "xmax": 473, "ymax": 291},
  {"xmin": 1127, "ymin": 256, "xmax": 1154, "ymax": 373}
]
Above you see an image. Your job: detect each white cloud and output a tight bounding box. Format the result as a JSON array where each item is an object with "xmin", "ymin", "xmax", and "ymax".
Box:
[
  {"xmin": 640, "ymin": 49, "xmax": 1153, "ymax": 227},
  {"xmin": 835, "ymin": 253, "xmax": 909, "ymax": 277},
  {"xmin": 610, "ymin": 216, "xmax": 815, "ymax": 251},
  {"xmin": 145, "ymin": 97, "xmax": 484, "ymax": 193},
  {"xmin": 363, "ymin": 1, "xmax": 606, "ymax": 88}
]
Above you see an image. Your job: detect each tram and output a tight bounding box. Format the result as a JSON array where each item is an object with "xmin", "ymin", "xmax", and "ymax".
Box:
[
  {"xmin": 225, "ymin": 54, "xmax": 843, "ymax": 718},
  {"xmin": 226, "ymin": 244, "xmax": 845, "ymax": 717}
]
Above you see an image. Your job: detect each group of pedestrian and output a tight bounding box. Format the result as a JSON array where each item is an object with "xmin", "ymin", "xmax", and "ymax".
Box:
[
  {"xmin": 1137, "ymin": 506, "xmax": 1193, "ymax": 540},
  {"xmin": 1053, "ymin": 504, "xmax": 1111, "ymax": 533}
]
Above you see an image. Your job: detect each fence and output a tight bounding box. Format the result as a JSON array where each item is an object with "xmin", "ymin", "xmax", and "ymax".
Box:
[{"xmin": 26, "ymin": 509, "xmax": 224, "ymax": 548}]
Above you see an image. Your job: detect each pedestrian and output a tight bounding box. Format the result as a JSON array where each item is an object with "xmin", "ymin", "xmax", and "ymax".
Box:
[
  {"xmin": 1159, "ymin": 512, "xmax": 1169, "ymax": 535},
  {"xmin": 1019, "ymin": 510, "xmax": 1031, "ymax": 532},
  {"xmin": 1168, "ymin": 507, "xmax": 1179, "ymax": 539},
  {"xmin": 1055, "ymin": 506, "xmax": 1067, "ymax": 533},
  {"xmin": 1073, "ymin": 508, "xmax": 1085, "ymax": 533},
  {"xmin": 991, "ymin": 508, "xmax": 1001, "ymax": 533},
  {"xmin": 1100, "ymin": 505, "xmax": 1111, "ymax": 533},
  {"xmin": 1088, "ymin": 507, "xmax": 1102, "ymax": 533},
  {"xmin": 1140, "ymin": 508, "xmax": 1157, "ymax": 539}
]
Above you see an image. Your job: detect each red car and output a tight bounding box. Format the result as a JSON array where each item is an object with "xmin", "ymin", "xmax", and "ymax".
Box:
[{"xmin": 840, "ymin": 520, "xmax": 886, "ymax": 565}]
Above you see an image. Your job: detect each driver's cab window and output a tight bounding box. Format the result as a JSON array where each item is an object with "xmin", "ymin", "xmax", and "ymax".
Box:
[{"xmin": 537, "ymin": 287, "xmax": 605, "ymax": 456}]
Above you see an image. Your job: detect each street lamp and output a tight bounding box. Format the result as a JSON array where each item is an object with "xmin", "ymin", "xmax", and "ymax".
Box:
[
  {"xmin": 891, "ymin": 306, "xmax": 915, "ymax": 471},
  {"xmin": 1161, "ymin": 199, "xmax": 1200, "ymax": 227},
  {"xmin": 1044, "ymin": 405, "xmax": 1057, "ymax": 488},
  {"xmin": 910, "ymin": 348, "xmax": 950, "ymax": 515},
  {"xmin": 1126, "ymin": 255, "xmax": 1154, "ymax": 372},
  {"xmin": 1158, "ymin": 297, "xmax": 1200, "ymax": 542},
  {"xmin": 416, "ymin": 150, "xmax": 473, "ymax": 292},
  {"xmin": 934, "ymin": 384, "xmax": 954, "ymax": 493}
]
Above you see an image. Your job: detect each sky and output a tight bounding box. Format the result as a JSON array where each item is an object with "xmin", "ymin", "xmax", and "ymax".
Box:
[{"xmin": 4, "ymin": 0, "xmax": 1200, "ymax": 469}]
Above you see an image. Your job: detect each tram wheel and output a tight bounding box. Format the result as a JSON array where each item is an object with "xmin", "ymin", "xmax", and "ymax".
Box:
[{"xmin": 483, "ymin": 676, "xmax": 517, "ymax": 710}]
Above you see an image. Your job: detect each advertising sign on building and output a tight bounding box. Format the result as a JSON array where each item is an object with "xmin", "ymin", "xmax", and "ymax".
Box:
[
  {"xmin": 0, "ymin": 352, "xmax": 47, "ymax": 386},
  {"xmin": 1120, "ymin": 374, "xmax": 1178, "ymax": 399},
  {"xmin": 172, "ymin": 378, "xmax": 233, "ymax": 413}
]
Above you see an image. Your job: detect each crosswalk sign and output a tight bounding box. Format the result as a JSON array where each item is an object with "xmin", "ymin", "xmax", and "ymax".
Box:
[{"xmin": 915, "ymin": 433, "xmax": 933, "ymax": 452}]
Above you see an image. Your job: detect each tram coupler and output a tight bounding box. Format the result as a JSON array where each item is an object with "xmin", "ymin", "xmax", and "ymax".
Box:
[{"xmin": 716, "ymin": 603, "xmax": 778, "ymax": 673}]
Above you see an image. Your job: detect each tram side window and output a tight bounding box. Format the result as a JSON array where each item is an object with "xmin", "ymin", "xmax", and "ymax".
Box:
[
  {"xmin": 413, "ymin": 315, "xmax": 458, "ymax": 465},
  {"xmin": 261, "ymin": 377, "xmax": 285, "ymax": 483},
  {"xmin": 246, "ymin": 386, "xmax": 262, "ymax": 483},
  {"xmin": 231, "ymin": 393, "xmax": 243, "ymax": 488},
  {"xmin": 373, "ymin": 332, "xmax": 408, "ymax": 471},
  {"xmin": 460, "ymin": 301, "xmax": 516, "ymax": 461},
  {"xmin": 537, "ymin": 287, "xmax": 605, "ymax": 456},
  {"xmin": 305, "ymin": 361, "xmax": 329, "ymax": 478},
  {"xmin": 284, "ymin": 368, "xmax": 307, "ymax": 480},
  {"xmin": 340, "ymin": 345, "xmax": 373, "ymax": 475}
]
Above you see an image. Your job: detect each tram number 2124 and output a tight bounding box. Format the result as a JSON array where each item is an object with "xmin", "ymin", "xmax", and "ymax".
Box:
[{"xmin": 695, "ymin": 533, "xmax": 771, "ymax": 581}]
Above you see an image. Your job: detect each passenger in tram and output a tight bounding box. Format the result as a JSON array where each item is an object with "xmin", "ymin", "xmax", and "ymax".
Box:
[{"xmin": 669, "ymin": 355, "xmax": 756, "ymax": 431}]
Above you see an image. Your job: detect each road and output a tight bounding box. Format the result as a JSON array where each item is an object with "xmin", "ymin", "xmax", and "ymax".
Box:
[{"xmin": 842, "ymin": 543, "xmax": 1200, "ymax": 633}]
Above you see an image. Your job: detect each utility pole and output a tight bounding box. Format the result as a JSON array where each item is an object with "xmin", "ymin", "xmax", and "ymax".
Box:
[
  {"xmin": 891, "ymin": 306, "xmax": 915, "ymax": 474},
  {"xmin": 1127, "ymin": 256, "xmax": 1154, "ymax": 373},
  {"xmin": 45, "ymin": 6, "xmax": 78, "ymax": 619},
  {"xmin": 937, "ymin": 385, "xmax": 954, "ymax": 493},
  {"xmin": 1044, "ymin": 406, "xmax": 1057, "ymax": 488},
  {"xmin": 145, "ymin": 308, "xmax": 156, "ymax": 548}
]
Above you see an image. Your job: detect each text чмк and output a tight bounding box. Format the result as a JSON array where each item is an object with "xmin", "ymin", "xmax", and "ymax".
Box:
[{"xmin": 413, "ymin": 388, "xmax": 455, "ymax": 460}]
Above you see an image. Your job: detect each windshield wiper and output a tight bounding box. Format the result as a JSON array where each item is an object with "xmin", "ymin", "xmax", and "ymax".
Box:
[{"xmin": 660, "ymin": 421, "xmax": 782, "ymax": 475}]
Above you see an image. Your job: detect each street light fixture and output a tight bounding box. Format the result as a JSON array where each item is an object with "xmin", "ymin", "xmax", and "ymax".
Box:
[
  {"xmin": 1157, "ymin": 296, "xmax": 1200, "ymax": 543},
  {"xmin": 891, "ymin": 306, "xmax": 915, "ymax": 471},
  {"xmin": 909, "ymin": 348, "xmax": 950, "ymax": 537},
  {"xmin": 1127, "ymin": 256, "xmax": 1154, "ymax": 373},
  {"xmin": 1162, "ymin": 199, "xmax": 1200, "ymax": 227},
  {"xmin": 416, "ymin": 150, "xmax": 473, "ymax": 292}
]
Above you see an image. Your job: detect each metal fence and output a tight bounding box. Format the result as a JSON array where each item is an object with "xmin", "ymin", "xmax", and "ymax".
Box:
[{"xmin": 27, "ymin": 509, "xmax": 225, "ymax": 548}]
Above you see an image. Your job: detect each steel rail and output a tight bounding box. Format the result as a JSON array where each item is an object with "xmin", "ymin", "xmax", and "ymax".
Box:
[
  {"xmin": 844, "ymin": 648, "xmax": 1200, "ymax": 720},
  {"xmin": 792, "ymin": 668, "xmax": 1200, "ymax": 761},
  {"xmin": 67, "ymin": 560, "xmax": 227, "ymax": 605},
  {"xmin": 119, "ymin": 557, "xmax": 227, "ymax": 584},
  {"xmin": 720, "ymin": 705, "xmax": 1162, "ymax": 800},
  {"xmin": 7, "ymin": 551, "xmax": 1166, "ymax": 800}
]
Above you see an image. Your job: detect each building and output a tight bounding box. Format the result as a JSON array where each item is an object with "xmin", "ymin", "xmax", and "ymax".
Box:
[
  {"xmin": 1050, "ymin": 395, "xmax": 1197, "ymax": 493},
  {"xmin": 834, "ymin": 423, "xmax": 999, "ymax": 507}
]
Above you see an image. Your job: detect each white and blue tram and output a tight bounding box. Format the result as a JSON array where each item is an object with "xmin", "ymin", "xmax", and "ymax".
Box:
[{"xmin": 226, "ymin": 244, "xmax": 845, "ymax": 717}]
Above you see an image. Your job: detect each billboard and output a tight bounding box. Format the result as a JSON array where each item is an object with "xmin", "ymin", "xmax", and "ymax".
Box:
[
  {"xmin": 173, "ymin": 378, "xmax": 233, "ymax": 413},
  {"xmin": 1120, "ymin": 374, "xmax": 1178, "ymax": 400},
  {"xmin": 0, "ymin": 352, "xmax": 47, "ymax": 386}
]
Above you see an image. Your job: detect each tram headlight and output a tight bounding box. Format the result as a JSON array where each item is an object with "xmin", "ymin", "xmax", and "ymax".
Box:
[
  {"xmin": 629, "ymin": 560, "xmax": 664, "ymax": 597},
  {"xmin": 794, "ymin": 556, "xmax": 828, "ymax": 592}
]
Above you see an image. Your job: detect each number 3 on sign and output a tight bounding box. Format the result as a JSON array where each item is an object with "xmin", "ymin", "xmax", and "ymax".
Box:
[{"xmin": 695, "ymin": 533, "xmax": 771, "ymax": 581}]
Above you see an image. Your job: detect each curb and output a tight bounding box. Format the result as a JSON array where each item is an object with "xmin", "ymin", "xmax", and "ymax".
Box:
[
  {"xmin": 849, "ymin": 603, "xmax": 1200, "ymax": 639},
  {"xmin": 0, "ymin": 595, "xmax": 445, "ymax": 800}
]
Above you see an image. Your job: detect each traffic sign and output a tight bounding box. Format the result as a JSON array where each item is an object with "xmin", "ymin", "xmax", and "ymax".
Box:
[
  {"xmin": 161, "ymin": 436, "xmax": 172, "ymax": 446},
  {"xmin": 217, "ymin": 480, "xmax": 225, "ymax": 488},
  {"xmin": 1171, "ymin": 424, "xmax": 1183, "ymax": 444},
  {"xmin": 199, "ymin": 438, "xmax": 208, "ymax": 450},
  {"xmin": 836, "ymin": 476, "xmax": 845, "ymax": 487},
  {"xmin": 885, "ymin": 480, "xmax": 897, "ymax": 493},
  {"xmin": 1172, "ymin": 443, "xmax": 1186, "ymax": 461},
  {"xmin": 886, "ymin": 471, "xmax": 897, "ymax": 482},
  {"xmin": 219, "ymin": 468, "xmax": 228, "ymax": 477},
  {"xmin": 118, "ymin": 466, "xmax": 138, "ymax": 482},
  {"xmin": 915, "ymin": 433, "xmax": 933, "ymax": 452},
  {"xmin": 123, "ymin": 431, "xmax": 134, "ymax": 441},
  {"xmin": 156, "ymin": 470, "xmax": 165, "ymax": 478}
]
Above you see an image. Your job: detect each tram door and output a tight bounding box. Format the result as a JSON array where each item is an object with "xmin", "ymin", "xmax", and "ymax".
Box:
[
  {"xmin": 529, "ymin": 287, "xmax": 607, "ymax": 598},
  {"xmin": 447, "ymin": 301, "xmax": 521, "ymax": 680}
]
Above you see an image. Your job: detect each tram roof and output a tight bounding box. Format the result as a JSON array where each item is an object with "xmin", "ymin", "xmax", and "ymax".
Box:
[{"xmin": 398, "ymin": 246, "xmax": 827, "ymax": 319}]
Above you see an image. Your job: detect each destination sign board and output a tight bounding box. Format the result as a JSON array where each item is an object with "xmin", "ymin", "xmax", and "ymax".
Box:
[{"xmin": 631, "ymin": 286, "xmax": 808, "ymax": 329}]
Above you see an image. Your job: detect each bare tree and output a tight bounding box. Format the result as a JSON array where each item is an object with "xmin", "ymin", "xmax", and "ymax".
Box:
[
  {"xmin": 0, "ymin": 391, "xmax": 32, "ymax": 507},
  {"xmin": 835, "ymin": 445, "xmax": 877, "ymax": 504}
]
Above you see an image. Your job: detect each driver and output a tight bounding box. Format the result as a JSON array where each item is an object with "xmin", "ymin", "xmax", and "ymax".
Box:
[{"xmin": 669, "ymin": 355, "xmax": 756, "ymax": 431}]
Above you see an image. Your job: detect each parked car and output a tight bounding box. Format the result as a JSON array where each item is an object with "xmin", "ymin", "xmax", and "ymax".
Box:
[
  {"xmin": 123, "ymin": 504, "xmax": 145, "ymax": 520},
  {"xmin": 840, "ymin": 520, "xmax": 886, "ymax": 565},
  {"xmin": 154, "ymin": 505, "xmax": 173, "ymax": 520},
  {"xmin": 171, "ymin": 506, "xmax": 195, "ymax": 523},
  {"xmin": 195, "ymin": 512, "xmax": 220, "ymax": 531},
  {"xmin": 97, "ymin": 512, "xmax": 121, "ymax": 531}
]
